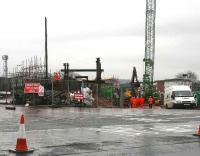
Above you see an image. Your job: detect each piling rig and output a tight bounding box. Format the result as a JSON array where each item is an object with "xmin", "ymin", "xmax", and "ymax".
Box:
[{"xmin": 143, "ymin": 0, "xmax": 156, "ymax": 97}]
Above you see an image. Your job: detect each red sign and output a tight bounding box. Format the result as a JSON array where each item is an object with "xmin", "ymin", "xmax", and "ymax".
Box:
[
  {"xmin": 74, "ymin": 93, "xmax": 84, "ymax": 100},
  {"xmin": 24, "ymin": 83, "xmax": 40, "ymax": 93},
  {"xmin": 38, "ymin": 85, "xmax": 44, "ymax": 96},
  {"xmin": 54, "ymin": 72, "xmax": 60, "ymax": 81}
]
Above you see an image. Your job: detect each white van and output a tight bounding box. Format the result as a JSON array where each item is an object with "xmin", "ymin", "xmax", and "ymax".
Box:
[{"xmin": 164, "ymin": 85, "xmax": 196, "ymax": 108}]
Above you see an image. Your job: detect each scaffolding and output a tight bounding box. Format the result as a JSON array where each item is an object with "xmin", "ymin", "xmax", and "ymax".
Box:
[{"xmin": 11, "ymin": 56, "xmax": 46, "ymax": 79}]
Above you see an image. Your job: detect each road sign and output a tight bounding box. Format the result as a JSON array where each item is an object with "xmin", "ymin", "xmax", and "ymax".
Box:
[
  {"xmin": 24, "ymin": 83, "xmax": 40, "ymax": 93},
  {"xmin": 54, "ymin": 72, "xmax": 60, "ymax": 81},
  {"xmin": 74, "ymin": 93, "xmax": 84, "ymax": 100},
  {"xmin": 38, "ymin": 85, "xmax": 44, "ymax": 96}
]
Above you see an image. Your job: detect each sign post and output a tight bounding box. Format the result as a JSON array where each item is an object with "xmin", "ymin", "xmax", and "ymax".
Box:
[{"xmin": 51, "ymin": 79, "xmax": 54, "ymax": 105}]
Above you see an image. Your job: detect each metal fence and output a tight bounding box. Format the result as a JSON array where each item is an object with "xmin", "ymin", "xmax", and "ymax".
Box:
[{"xmin": 8, "ymin": 78, "xmax": 120, "ymax": 107}]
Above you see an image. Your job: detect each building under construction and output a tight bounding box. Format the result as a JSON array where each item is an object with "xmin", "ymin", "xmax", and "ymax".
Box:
[
  {"xmin": 3, "ymin": 56, "xmax": 118, "ymax": 107},
  {"xmin": 0, "ymin": 17, "xmax": 117, "ymax": 107},
  {"xmin": 0, "ymin": 0, "xmax": 158, "ymax": 107}
]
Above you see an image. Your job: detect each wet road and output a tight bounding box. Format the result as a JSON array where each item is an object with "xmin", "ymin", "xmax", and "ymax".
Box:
[{"xmin": 0, "ymin": 105, "xmax": 200, "ymax": 156}]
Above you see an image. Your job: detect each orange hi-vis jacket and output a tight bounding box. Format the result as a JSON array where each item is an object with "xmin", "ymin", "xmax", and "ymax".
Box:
[
  {"xmin": 130, "ymin": 97, "xmax": 137, "ymax": 108},
  {"xmin": 140, "ymin": 97, "xmax": 145, "ymax": 104},
  {"xmin": 132, "ymin": 98, "xmax": 137, "ymax": 108},
  {"xmin": 140, "ymin": 97, "xmax": 145, "ymax": 108},
  {"xmin": 148, "ymin": 97, "xmax": 153, "ymax": 105},
  {"xmin": 136, "ymin": 97, "xmax": 140, "ymax": 106}
]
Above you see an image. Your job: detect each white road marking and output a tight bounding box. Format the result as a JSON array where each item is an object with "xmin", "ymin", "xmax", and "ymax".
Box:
[
  {"xmin": 167, "ymin": 116, "xmax": 200, "ymax": 120},
  {"xmin": 124, "ymin": 117, "xmax": 170, "ymax": 122},
  {"xmin": 92, "ymin": 123, "xmax": 199, "ymax": 137}
]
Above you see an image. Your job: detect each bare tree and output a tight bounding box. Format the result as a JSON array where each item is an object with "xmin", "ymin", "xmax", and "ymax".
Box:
[{"xmin": 176, "ymin": 70, "xmax": 198, "ymax": 82}]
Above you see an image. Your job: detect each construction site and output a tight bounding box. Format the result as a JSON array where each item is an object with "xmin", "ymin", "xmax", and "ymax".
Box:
[
  {"xmin": 1, "ymin": 0, "xmax": 200, "ymax": 155},
  {"xmin": 0, "ymin": 1, "xmax": 199, "ymax": 109}
]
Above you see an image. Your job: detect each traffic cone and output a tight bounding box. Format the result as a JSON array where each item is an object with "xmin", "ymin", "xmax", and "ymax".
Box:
[
  {"xmin": 198, "ymin": 126, "xmax": 200, "ymax": 135},
  {"xmin": 193, "ymin": 125, "xmax": 200, "ymax": 137},
  {"xmin": 9, "ymin": 114, "xmax": 34, "ymax": 153}
]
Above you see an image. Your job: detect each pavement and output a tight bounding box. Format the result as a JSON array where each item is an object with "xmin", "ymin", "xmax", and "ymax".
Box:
[{"xmin": 0, "ymin": 105, "xmax": 200, "ymax": 156}]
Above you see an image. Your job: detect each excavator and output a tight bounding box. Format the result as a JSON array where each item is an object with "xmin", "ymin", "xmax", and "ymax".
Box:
[
  {"xmin": 130, "ymin": 67, "xmax": 140, "ymax": 97},
  {"xmin": 121, "ymin": 67, "xmax": 141, "ymax": 107}
]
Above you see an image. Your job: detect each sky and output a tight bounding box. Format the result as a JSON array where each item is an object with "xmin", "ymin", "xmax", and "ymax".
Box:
[{"xmin": 0, "ymin": 0, "xmax": 200, "ymax": 81}]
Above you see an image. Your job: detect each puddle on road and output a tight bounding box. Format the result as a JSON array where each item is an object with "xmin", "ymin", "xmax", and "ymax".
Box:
[{"xmin": 36, "ymin": 141, "xmax": 124, "ymax": 156}]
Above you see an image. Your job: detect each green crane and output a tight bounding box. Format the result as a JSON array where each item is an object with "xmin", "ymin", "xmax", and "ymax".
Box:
[{"xmin": 143, "ymin": 0, "xmax": 156, "ymax": 97}]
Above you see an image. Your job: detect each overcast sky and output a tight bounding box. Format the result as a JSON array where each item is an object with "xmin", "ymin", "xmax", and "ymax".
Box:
[{"xmin": 0, "ymin": 0, "xmax": 200, "ymax": 80}]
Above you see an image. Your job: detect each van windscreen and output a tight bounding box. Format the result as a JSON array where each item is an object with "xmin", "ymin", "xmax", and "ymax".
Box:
[{"xmin": 172, "ymin": 91, "xmax": 192, "ymax": 97}]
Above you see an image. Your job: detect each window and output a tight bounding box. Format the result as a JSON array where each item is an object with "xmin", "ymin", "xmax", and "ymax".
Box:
[{"xmin": 172, "ymin": 91, "xmax": 192, "ymax": 97}]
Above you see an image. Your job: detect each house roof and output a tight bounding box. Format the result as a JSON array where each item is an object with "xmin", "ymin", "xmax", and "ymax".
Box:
[{"xmin": 154, "ymin": 78, "xmax": 192, "ymax": 83}]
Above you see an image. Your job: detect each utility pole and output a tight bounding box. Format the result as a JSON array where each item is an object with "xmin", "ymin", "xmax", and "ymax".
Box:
[
  {"xmin": 96, "ymin": 58, "xmax": 102, "ymax": 107},
  {"xmin": 143, "ymin": 0, "xmax": 156, "ymax": 97},
  {"xmin": 2, "ymin": 55, "xmax": 8, "ymax": 104},
  {"xmin": 45, "ymin": 17, "xmax": 48, "ymax": 79}
]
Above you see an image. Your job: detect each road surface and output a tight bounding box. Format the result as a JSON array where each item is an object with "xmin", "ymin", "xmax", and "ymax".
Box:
[{"xmin": 0, "ymin": 105, "xmax": 200, "ymax": 156}]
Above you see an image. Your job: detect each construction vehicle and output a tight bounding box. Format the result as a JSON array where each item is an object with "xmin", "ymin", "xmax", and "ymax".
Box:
[
  {"xmin": 143, "ymin": 0, "xmax": 156, "ymax": 98},
  {"xmin": 130, "ymin": 67, "xmax": 140, "ymax": 97},
  {"xmin": 120, "ymin": 67, "xmax": 140, "ymax": 107}
]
